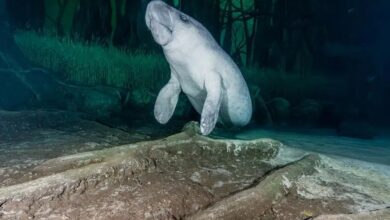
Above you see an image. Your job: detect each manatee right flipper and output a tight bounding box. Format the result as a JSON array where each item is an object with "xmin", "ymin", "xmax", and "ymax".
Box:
[
  {"xmin": 154, "ymin": 75, "xmax": 181, "ymax": 124},
  {"xmin": 200, "ymin": 73, "xmax": 222, "ymax": 135}
]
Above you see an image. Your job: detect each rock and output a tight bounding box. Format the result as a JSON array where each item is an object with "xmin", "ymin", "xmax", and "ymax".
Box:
[
  {"xmin": 0, "ymin": 122, "xmax": 283, "ymax": 219},
  {"xmin": 76, "ymin": 87, "xmax": 122, "ymax": 118},
  {"xmin": 292, "ymin": 99, "xmax": 323, "ymax": 125},
  {"xmin": 267, "ymin": 97, "xmax": 290, "ymax": 125},
  {"xmin": 182, "ymin": 121, "xmax": 201, "ymax": 136},
  {"xmin": 188, "ymin": 155, "xmax": 320, "ymax": 220},
  {"xmin": 128, "ymin": 87, "xmax": 155, "ymax": 109},
  {"xmin": 337, "ymin": 120, "xmax": 376, "ymax": 139},
  {"xmin": 0, "ymin": 110, "xmax": 148, "ymax": 186},
  {"xmin": 1, "ymin": 120, "xmax": 389, "ymax": 219},
  {"xmin": 314, "ymin": 209, "xmax": 390, "ymax": 220}
]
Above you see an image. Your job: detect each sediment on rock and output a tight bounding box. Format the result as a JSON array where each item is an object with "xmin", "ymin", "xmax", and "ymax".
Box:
[
  {"xmin": 187, "ymin": 154, "xmax": 320, "ymax": 220},
  {"xmin": 0, "ymin": 110, "xmax": 149, "ymax": 187},
  {"xmin": 314, "ymin": 208, "xmax": 390, "ymax": 220},
  {"xmin": 0, "ymin": 122, "xmax": 284, "ymax": 219},
  {"xmin": 0, "ymin": 122, "xmax": 389, "ymax": 219}
]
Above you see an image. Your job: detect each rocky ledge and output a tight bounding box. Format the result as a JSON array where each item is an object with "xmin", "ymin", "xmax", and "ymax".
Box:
[{"xmin": 0, "ymin": 121, "xmax": 389, "ymax": 219}]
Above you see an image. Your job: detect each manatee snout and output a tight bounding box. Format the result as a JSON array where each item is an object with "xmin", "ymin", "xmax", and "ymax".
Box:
[
  {"xmin": 146, "ymin": 1, "xmax": 172, "ymax": 28},
  {"xmin": 146, "ymin": 1, "xmax": 175, "ymax": 46}
]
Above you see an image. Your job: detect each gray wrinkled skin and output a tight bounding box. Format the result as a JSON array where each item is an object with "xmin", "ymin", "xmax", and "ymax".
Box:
[{"xmin": 146, "ymin": 0, "xmax": 252, "ymax": 135}]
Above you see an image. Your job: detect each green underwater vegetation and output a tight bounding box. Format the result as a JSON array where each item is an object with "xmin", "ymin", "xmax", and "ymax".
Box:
[
  {"xmin": 14, "ymin": 31, "xmax": 169, "ymax": 92},
  {"xmin": 14, "ymin": 30, "xmax": 344, "ymax": 114}
]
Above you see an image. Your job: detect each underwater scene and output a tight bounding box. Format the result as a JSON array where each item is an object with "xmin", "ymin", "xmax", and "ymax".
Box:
[{"xmin": 0, "ymin": 0, "xmax": 389, "ymax": 219}]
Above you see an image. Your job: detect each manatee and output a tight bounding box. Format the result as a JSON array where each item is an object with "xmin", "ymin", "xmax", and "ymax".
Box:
[{"xmin": 146, "ymin": 0, "xmax": 252, "ymax": 135}]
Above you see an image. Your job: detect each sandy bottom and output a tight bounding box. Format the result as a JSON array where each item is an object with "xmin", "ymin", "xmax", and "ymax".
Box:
[{"xmin": 214, "ymin": 127, "xmax": 390, "ymax": 166}]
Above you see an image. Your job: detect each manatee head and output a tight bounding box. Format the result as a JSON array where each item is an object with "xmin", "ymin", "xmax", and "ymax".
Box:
[{"xmin": 145, "ymin": 0, "xmax": 196, "ymax": 47}]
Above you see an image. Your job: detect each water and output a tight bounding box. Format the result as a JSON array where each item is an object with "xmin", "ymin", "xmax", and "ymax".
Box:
[
  {"xmin": 234, "ymin": 128, "xmax": 390, "ymax": 165},
  {"xmin": 1, "ymin": 0, "xmax": 390, "ymax": 219}
]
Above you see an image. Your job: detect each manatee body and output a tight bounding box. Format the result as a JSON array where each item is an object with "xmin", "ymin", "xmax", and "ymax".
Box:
[{"xmin": 146, "ymin": 0, "xmax": 252, "ymax": 135}]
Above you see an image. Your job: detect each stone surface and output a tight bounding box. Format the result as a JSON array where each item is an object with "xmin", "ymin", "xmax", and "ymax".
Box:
[
  {"xmin": 0, "ymin": 119, "xmax": 389, "ymax": 219},
  {"xmin": 188, "ymin": 155, "xmax": 321, "ymax": 220},
  {"xmin": 314, "ymin": 209, "xmax": 390, "ymax": 220},
  {"xmin": 0, "ymin": 121, "xmax": 282, "ymax": 219},
  {"xmin": 0, "ymin": 110, "xmax": 149, "ymax": 187}
]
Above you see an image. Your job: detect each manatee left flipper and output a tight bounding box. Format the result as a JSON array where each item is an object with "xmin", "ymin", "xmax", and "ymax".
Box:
[
  {"xmin": 154, "ymin": 75, "xmax": 181, "ymax": 124},
  {"xmin": 200, "ymin": 74, "xmax": 222, "ymax": 135}
]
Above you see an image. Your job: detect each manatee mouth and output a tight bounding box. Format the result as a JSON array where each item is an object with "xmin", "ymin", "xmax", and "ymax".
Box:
[
  {"xmin": 148, "ymin": 17, "xmax": 173, "ymax": 46},
  {"xmin": 149, "ymin": 17, "xmax": 173, "ymax": 34}
]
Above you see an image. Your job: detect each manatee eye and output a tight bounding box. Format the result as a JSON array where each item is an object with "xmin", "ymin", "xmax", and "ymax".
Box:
[{"xmin": 179, "ymin": 14, "xmax": 189, "ymax": 23}]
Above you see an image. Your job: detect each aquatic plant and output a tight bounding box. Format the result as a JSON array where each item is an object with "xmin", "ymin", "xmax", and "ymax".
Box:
[{"xmin": 14, "ymin": 31, "xmax": 169, "ymax": 93}]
